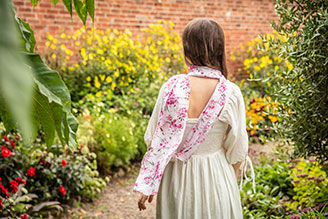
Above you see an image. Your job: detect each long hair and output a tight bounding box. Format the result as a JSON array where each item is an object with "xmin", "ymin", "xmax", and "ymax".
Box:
[{"xmin": 182, "ymin": 18, "xmax": 228, "ymax": 78}]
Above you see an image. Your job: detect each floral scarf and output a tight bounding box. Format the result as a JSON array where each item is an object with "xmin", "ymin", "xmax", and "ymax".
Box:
[{"xmin": 133, "ymin": 65, "xmax": 228, "ymax": 196}]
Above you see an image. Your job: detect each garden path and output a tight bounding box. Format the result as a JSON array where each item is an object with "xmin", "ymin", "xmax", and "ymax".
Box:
[{"xmin": 66, "ymin": 143, "xmax": 276, "ymax": 219}]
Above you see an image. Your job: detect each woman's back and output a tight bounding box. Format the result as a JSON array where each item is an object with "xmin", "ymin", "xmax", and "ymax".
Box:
[{"xmin": 188, "ymin": 76, "xmax": 220, "ymax": 119}]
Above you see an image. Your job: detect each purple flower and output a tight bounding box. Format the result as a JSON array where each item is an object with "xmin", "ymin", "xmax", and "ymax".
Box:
[
  {"xmin": 296, "ymin": 168, "xmax": 303, "ymax": 172},
  {"xmin": 307, "ymin": 176, "xmax": 314, "ymax": 180},
  {"xmin": 295, "ymin": 158, "xmax": 301, "ymax": 162},
  {"xmin": 296, "ymin": 174, "xmax": 302, "ymax": 178},
  {"xmin": 292, "ymin": 180, "xmax": 300, "ymax": 183},
  {"xmin": 308, "ymin": 158, "xmax": 316, "ymax": 162},
  {"xmin": 287, "ymin": 165, "xmax": 295, "ymax": 169},
  {"xmin": 290, "ymin": 215, "xmax": 300, "ymax": 219}
]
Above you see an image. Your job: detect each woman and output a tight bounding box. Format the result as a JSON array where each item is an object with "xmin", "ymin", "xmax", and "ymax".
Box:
[{"xmin": 133, "ymin": 18, "xmax": 255, "ymax": 219}]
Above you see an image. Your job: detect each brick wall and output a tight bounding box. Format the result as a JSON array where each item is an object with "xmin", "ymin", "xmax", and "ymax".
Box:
[{"xmin": 13, "ymin": 0, "xmax": 279, "ymax": 74}]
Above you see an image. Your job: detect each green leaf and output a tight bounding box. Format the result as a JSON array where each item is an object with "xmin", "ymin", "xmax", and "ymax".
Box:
[
  {"xmin": 73, "ymin": 0, "xmax": 87, "ymax": 25},
  {"xmin": 62, "ymin": 0, "xmax": 73, "ymax": 18},
  {"xmin": 86, "ymin": 0, "xmax": 94, "ymax": 22},
  {"xmin": 51, "ymin": 0, "xmax": 59, "ymax": 6},
  {"xmin": 30, "ymin": 0, "xmax": 38, "ymax": 7},
  {"xmin": 25, "ymin": 53, "xmax": 78, "ymax": 149},
  {"xmin": 14, "ymin": 16, "xmax": 36, "ymax": 53},
  {"xmin": 0, "ymin": 0, "xmax": 33, "ymax": 143}
]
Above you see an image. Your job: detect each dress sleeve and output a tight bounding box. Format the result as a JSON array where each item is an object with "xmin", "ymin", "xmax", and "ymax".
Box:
[
  {"xmin": 219, "ymin": 83, "xmax": 248, "ymax": 164},
  {"xmin": 219, "ymin": 82, "xmax": 256, "ymax": 193},
  {"xmin": 144, "ymin": 83, "xmax": 166, "ymax": 149}
]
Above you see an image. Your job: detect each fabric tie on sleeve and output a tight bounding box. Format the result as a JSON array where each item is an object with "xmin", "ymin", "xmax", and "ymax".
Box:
[{"xmin": 239, "ymin": 155, "xmax": 256, "ymax": 193}]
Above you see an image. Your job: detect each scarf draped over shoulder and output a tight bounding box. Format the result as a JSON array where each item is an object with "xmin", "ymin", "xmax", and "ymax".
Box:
[{"xmin": 133, "ymin": 65, "xmax": 230, "ymax": 196}]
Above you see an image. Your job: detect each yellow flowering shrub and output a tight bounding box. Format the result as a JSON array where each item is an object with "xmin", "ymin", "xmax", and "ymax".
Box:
[
  {"xmin": 230, "ymin": 31, "xmax": 292, "ymax": 143},
  {"xmin": 44, "ymin": 21, "xmax": 185, "ymax": 112},
  {"xmin": 230, "ymin": 30, "xmax": 293, "ymax": 95}
]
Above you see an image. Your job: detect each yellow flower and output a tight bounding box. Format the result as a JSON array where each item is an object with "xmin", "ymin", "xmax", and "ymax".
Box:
[
  {"xmin": 86, "ymin": 76, "xmax": 91, "ymax": 82},
  {"xmin": 61, "ymin": 66, "xmax": 66, "ymax": 71},
  {"xmin": 51, "ymin": 54, "xmax": 56, "ymax": 59},
  {"xmin": 274, "ymin": 66, "xmax": 279, "ymax": 70},
  {"xmin": 165, "ymin": 57, "xmax": 170, "ymax": 63},
  {"xmin": 47, "ymin": 34, "xmax": 54, "ymax": 41},
  {"xmin": 114, "ymin": 71, "xmax": 120, "ymax": 78},
  {"xmin": 51, "ymin": 44, "xmax": 56, "ymax": 50},
  {"xmin": 75, "ymin": 41, "xmax": 80, "ymax": 46},
  {"xmin": 94, "ymin": 76, "xmax": 101, "ymax": 88},
  {"xmin": 61, "ymin": 33, "xmax": 66, "ymax": 39},
  {"xmin": 45, "ymin": 41, "xmax": 50, "ymax": 47},
  {"xmin": 96, "ymin": 91, "xmax": 102, "ymax": 97},
  {"xmin": 99, "ymin": 74, "xmax": 106, "ymax": 81},
  {"xmin": 111, "ymin": 82, "xmax": 116, "ymax": 90},
  {"xmin": 106, "ymin": 76, "xmax": 112, "ymax": 83},
  {"xmin": 69, "ymin": 67, "xmax": 75, "ymax": 71}
]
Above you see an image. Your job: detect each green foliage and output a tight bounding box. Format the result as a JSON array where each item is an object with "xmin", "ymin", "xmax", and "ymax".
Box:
[
  {"xmin": 0, "ymin": 130, "xmax": 108, "ymax": 218},
  {"xmin": 0, "ymin": 0, "xmax": 79, "ymax": 149},
  {"xmin": 30, "ymin": 0, "xmax": 94, "ymax": 25},
  {"xmin": 0, "ymin": 0, "xmax": 34, "ymax": 143},
  {"xmin": 268, "ymin": 0, "xmax": 328, "ymax": 161},
  {"xmin": 241, "ymin": 158, "xmax": 293, "ymax": 218},
  {"xmin": 285, "ymin": 158, "xmax": 328, "ymax": 211},
  {"xmin": 77, "ymin": 108, "xmax": 139, "ymax": 173}
]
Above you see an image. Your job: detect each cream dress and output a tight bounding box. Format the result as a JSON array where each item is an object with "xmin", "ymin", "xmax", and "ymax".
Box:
[{"xmin": 144, "ymin": 80, "xmax": 249, "ymax": 219}]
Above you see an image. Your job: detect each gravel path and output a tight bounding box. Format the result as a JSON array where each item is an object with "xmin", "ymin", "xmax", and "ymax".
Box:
[{"xmin": 66, "ymin": 165, "xmax": 156, "ymax": 219}]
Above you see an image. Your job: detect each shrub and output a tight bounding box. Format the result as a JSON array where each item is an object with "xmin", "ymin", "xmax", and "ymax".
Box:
[
  {"xmin": 285, "ymin": 158, "xmax": 328, "ymax": 212},
  {"xmin": 0, "ymin": 130, "xmax": 108, "ymax": 218},
  {"xmin": 268, "ymin": 0, "xmax": 328, "ymax": 161},
  {"xmin": 77, "ymin": 108, "xmax": 139, "ymax": 173},
  {"xmin": 44, "ymin": 21, "xmax": 185, "ymax": 114},
  {"xmin": 241, "ymin": 158, "xmax": 293, "ymax": 218}
]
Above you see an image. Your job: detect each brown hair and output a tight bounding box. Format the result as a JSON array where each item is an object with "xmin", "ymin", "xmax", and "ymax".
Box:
[{"xmin": 182, "ymin": 18, "xmax": 228, "ymax": 78}]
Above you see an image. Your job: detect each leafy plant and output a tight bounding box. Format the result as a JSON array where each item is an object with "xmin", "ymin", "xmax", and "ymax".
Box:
[
  {"xmin": 268, "ymin": 0, "xmax": 328, "ymax": 161},
  {"xmin": 30, "ymin": 0, "xmax": 95, "ymax": 25},
  {"xmin": 285, "ymin": 158, "xmax": 328, "ymax": 211},
  {"xmin": 0, "ymin": 0, "xmax": 85, "ymax": 150},
  {"xmin": 77, "ymin": 108, "xmax": 139, "ymax": 173}
]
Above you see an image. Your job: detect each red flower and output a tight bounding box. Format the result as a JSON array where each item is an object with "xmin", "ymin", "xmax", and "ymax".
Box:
[
  {"xmin": 10, "ymin": 140, "xmax": 15, "ymax": 149},
  {"xmin": 0, "ymin": 198, "xmax": 3, "ymax": 210},
  {"xmin": 10, "ymin": 180, "xmax": 18, "ymax": 194},
  {"xmin": 3, "ymin": 135, "xmax": 9, "ymax": 142},
  {"xmin": 61, "ymin": 160, "xmax": 67, "ymax": 166},
  {"xmin": 21, "ymin": 214, "xmax": 28, "ymax": 219},
  {"xmin": 101, "ymin": 130, "xmax": 105, "ymax": 134},
  {"xmin": 1, "ymin": 146, "xmax": 11, "ymax": 158},
  {"xmin": 59, "ymin": 185, "xmax": 66, "ymax": 196},
  {"xmin": 0, "ymin": 183, "xmax": 9, "ymax": 197},
  {"xmin": 27, "ymin": 167, "xmax": 35, "ymax": 177},
  {"xmin": 16, "ymin": 177, "xmax": 26, "ymax": 185}
]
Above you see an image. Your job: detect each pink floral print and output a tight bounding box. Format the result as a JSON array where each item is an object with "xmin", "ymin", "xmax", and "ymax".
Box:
[{"xmin": 133, "ymin": 65, "xmax": 228, "ymax": 196}]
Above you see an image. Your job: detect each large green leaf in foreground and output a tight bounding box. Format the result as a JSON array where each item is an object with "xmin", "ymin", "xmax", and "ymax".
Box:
[
  {"xmin": 27, "ymin": 53, "xmax": 78, "ymax": 149},
  {"xmin": 0, "ymin": 0, "xmax": 78, "ymax": 149},
  {"xmin": 0, "ymin": 0, "xmax": 33, "ymax": 143}
]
